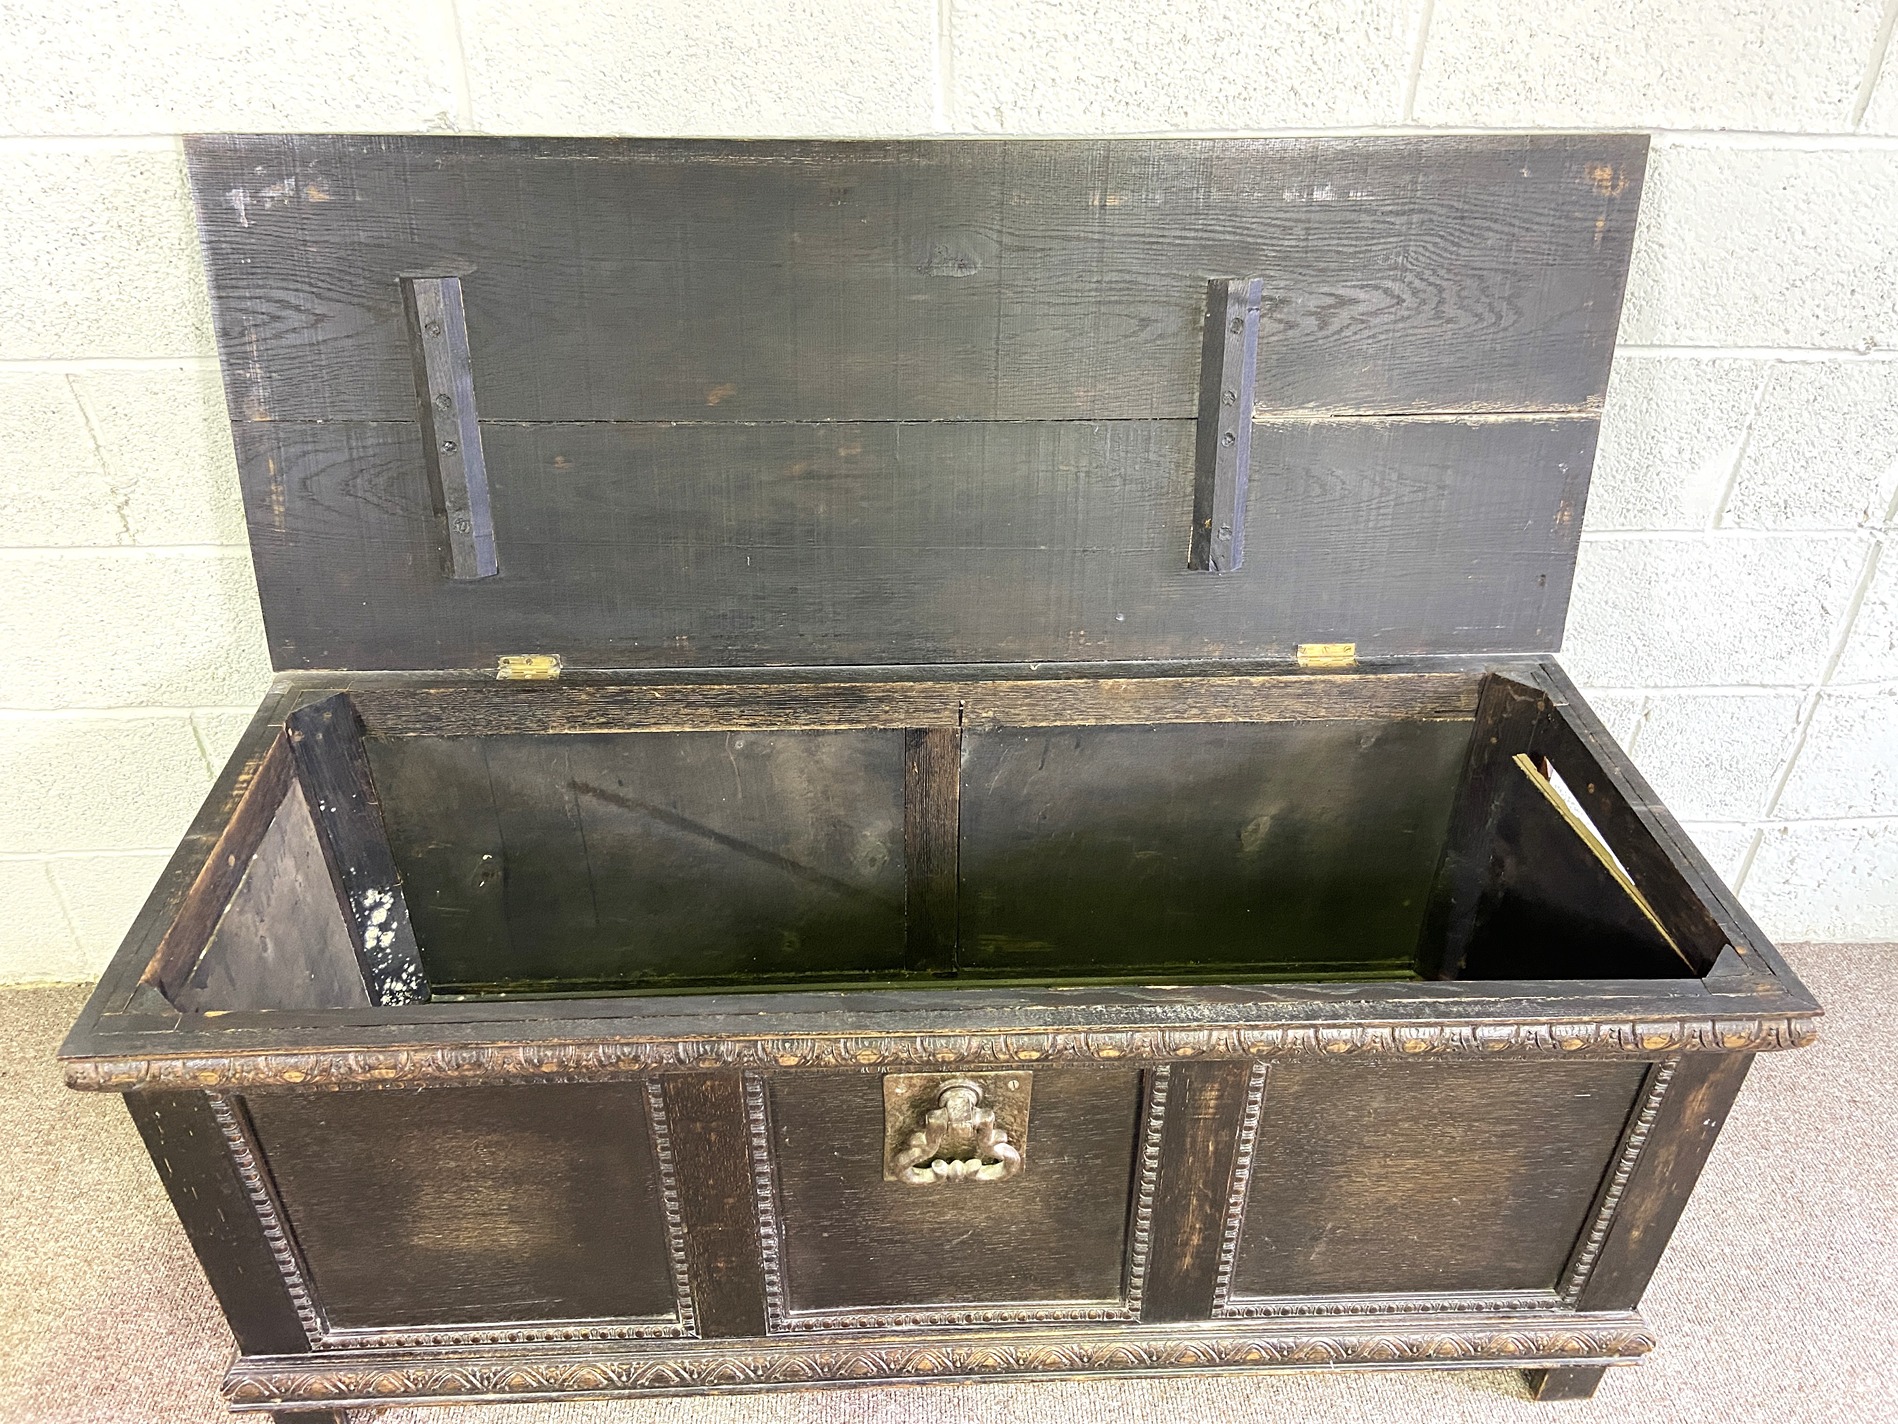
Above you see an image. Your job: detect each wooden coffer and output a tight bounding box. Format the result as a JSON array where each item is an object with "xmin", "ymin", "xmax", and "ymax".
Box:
[{"xmin": 61, "ymin": 134, "xmax": 1818, "ymax": 1418}]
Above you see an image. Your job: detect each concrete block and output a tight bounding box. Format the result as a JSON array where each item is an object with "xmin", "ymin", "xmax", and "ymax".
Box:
[
  {"xmin": 1562, "ymin": 534, "xmax": 1867, "ymax": 687},
  {"xmin": 1619, "ymin": 145, "xmax": 1898, "ymax": 351},
  {"xmin": 1831, "ymin": 543, "xmax": 1898, "ymax": 686},
  {"xmin": 1587, "ymin": 356, "xmax": 1767, "ymax": 532},
  {"xmin": 1573, "ymin": 689, "xmax": 1645, "ymax": 749},
  {"xmin": 460, "ymin": 0, "xmax": 935, "ymax": 135},
  {"xmin": 1412, "ymin": 0, "xmax": 1879, "ymax": 131},
  {"xmin": 950, "ymin": 0, "xmax": 1418, "ymax": 132},
  {"xmin": 1776, "ymin": 685, "xmax": 1898, "ymax": 818},
  {"xmin": 1628, "ymin": 691, "xmax": 1805, "ymax": 821},
  {"xmin": 193, "ymin": 709, "xmax": 259, "ymax": 774},
  {"xmin": 1744, "ymin": 819, "xmax": 1898, "ymax": 941},
  {"xmin": 0, "ymin": 550, "xmax": 272, "ymax": 709},
  {"xmin": 0, "ymin": 860, "xmax": 84, "ymax": 983},
  {"xmin": 0, "ymin": 145, "xmax": 211, "ymax": 361},
  {"xmin": 0, "ymin": 0, "xmax": 462, "ymax": 135},
  {"xmin": 1724, "ymin": 362, "xmax": 1898, "ymax": 530},
  {"xmin": 68, "ymin": 365, "xmax": 248, "ymax": 546},
  {"xmin": 1858, "ymin": 39, "xmax": 1898, "ymax": 134},
  {"xmin": 45, "ymin": 853, "xmax": 171, "ymax": 969},
  {"xmin": 0, "ymin": 715, "xmax": 212, "ymax": 853},
  {"xmin": 0, "ymin": 373, "xmax": 125, "ymax": 546},
  {"xmin": 1675, "ymin": 822, "xmax": 1757, "ymax": 890}
]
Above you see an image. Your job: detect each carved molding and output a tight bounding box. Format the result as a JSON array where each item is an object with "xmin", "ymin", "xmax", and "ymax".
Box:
[
  {"xmin": 644, "ymin": 1079, "xmax": 701, "ymax": 1338},
  {"xmin": 206, "ymin": 1091, "xmax": 326, "ymax": 1346},
  {"xmin": 1123, "ymin": 1064, "xmax": 1170, "ymax": 1319},
  {"xmin": 1211, "ymin": 1062, "xmax": 1270, "ymax": 1315},
  {"xmin": 1561, "ymin": 1058, "xmax": 1679, "ymax": 1304},
  {"xmin": 67, "ymin": 1013, "xmax": 1817, "ymax": 1092},
  {"xmin": 743, "ymin": 1072, "xmax": 792, "ymax": 1331},
  {"xmin": 223, "ymin": 1315, "xmax": 1657, "ymax": 1407},
  {"xmin": 1217, "ymin": 1291, "xmax": 1564, "ymax": 1319}
]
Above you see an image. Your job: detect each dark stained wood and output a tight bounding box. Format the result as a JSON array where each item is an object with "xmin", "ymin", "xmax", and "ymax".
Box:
[
  {"xmin": 661, "ymin": 1075, "xmax": 768, "ymax": 1337},
  {"xmin": 188, "ymin": 134, "xmax": 1643, "ymax": 426},
  {"xmin": 1527, "ymin": 666, "xmax": 1738, "ymax": 975},
  {"xmin": 1139, "ymin": 1060, "xmax": 1254, "ymax": 1322},
  {"xmin": 1569, "ymin": 1053, "xmax": 1752, "ymax": 1311},
  {"xmin": 171, "ymin": 781, "xmax": 372, "ymax": 1014},
  {"xmin": 242, "ymin": 1082, "xmax": 679, "ymax": 1328},
  {"xmin": 192, "ymin": 134, "xmax": 1644, "ymax": 673},
  {"xmin": 231, "ymin": 411, "xmax": 1599, "ymax": 672},
  {"xmin": 144, "ymin": 731, "xmax": 295, "ymax": 1002},
  {"xmin": 123, "ymin": 1091, "xmax": 312, "ymax": 1355},
  {"xmin": 903, "ymin": 727, "xmax": 960, "ymax": 975},
  {"xmin": 764, "ymin": 1067, "xmax": 1140, "ymax": 1315},
  {"xmin": 1190, "ymin": 277, "xmax": 1264, "ymax": 573},
  {"xmin": 1229, "ymin": 1060, "xmax": 1648, "ymax": 1298},
  {"xmin": 1526, "ymin": 1366, "xmax": 1610, "ymax": 1400},
  {"xmin": 285, "ymin": 695, "xmax": 429, "ymax": 1004},
  {"xmin": 401, "ymin": 274, "xmax": 498, "ymax": 580},
  {"xmin": 348, "ymin": 671, "xmax": 1480, "ymax": 737},
  {"xmin": 367, "ymin": 729, "xmax": 907, "ymax": 995},
  {"xmin": 958, "ymin": 718, "xmax": 1470, "ymax": 982},
  {"xmin": 1459, "ymin": 756, "xmax": 1692, "ymax": 981},
  {"xmin": 1418, "ymin": 673, "xmax": 1554, "ymax": 980}
]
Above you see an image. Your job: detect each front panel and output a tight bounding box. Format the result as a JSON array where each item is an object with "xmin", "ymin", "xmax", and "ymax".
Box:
[
  {"xmin": 240, "ymin": 1081, "xmax": 688, "ymax": 1340},
  {"xmin": 1224, "ymin": 1060, "xmax": 1651, "ymax": 1306}
]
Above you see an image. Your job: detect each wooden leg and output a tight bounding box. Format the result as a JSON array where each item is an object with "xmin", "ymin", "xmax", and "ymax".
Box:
[
  {"xmin": 1525, "ymin": 1365, "xmax": 1610, "ymax": 1401},
  {"xmin": 270, "ymin": 1410, "xmax": 360, "ymax": 1423}
]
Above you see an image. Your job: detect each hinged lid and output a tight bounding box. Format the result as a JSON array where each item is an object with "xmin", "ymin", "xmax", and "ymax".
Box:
[{"xmin": 187, "ymin": 134, "xmax": 1645, "ymax": 673}]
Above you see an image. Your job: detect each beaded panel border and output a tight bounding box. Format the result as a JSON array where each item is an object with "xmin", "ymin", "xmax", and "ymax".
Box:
[
  {"xmin": 212, "ymin": 1084, "xmax": 696, "ymax": 1349},
  {"xmin": 745, "ymin": 1065, "xmax": 1171, "ymax": 1332},
  {"xmin": 1211, "ymin": 1058, "xmax": 1684, "ymax": 1319}
]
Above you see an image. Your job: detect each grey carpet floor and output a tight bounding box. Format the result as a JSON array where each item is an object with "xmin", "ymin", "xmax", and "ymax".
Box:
[{"xmin": 2, "ymin": 945, "xmax": 1892, "ymax": 1423}]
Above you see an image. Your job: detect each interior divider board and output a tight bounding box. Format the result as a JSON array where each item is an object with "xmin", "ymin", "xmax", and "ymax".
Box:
[
  {"xmin": 188, "ymin": 134, "xmax": 1643, "ymax": 426},
  {"xmin": 284, "ymin": 695, "xmax": 431, "ymax": 1005},
  {"xmin": 348, "ymin": 673, "xmax": 1480, "ymax": 738},
  {"xmin": 902, "ymin": 727, "xmax": 960, "ymax": 975},
  {"xmin": 143, "ymin": 731, "xmax": 297, "ymax": 1001},
  {"xmin": 1527, "ymin": 666, "xmax": 1752, "ymax": 977},
  {"xmin": 1417, "ymin": 674, "xmax": 1553, "ymax": 981}
]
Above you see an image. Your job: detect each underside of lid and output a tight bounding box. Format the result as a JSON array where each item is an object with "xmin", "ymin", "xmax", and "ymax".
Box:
[{"xmin": 186, "ymin": 133, "xmax": 1646, "ymax": 672}]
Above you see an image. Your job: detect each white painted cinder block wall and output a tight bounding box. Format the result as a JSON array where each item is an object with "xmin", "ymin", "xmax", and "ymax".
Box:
[{"xmin": 3, "ymin": 0, "xmax": 1897, "ymax": 981}]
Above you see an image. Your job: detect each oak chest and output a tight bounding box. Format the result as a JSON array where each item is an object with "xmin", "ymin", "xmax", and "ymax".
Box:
[{"xmin": 61, "ymin": 133, "xmax": 1818, "ymax": 1417}]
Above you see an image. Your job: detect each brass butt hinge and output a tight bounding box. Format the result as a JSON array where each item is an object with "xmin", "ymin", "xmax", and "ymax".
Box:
[
  {"xmin": 1296, "ymin": 641, "xmax": 1356, "ymax": 669},
  {"xmin": 495, "ymin": 653, "xmax": 563, "ymax": 681}
]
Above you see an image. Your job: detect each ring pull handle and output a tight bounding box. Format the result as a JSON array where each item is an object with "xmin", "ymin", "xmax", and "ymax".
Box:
[{"xmin": 891, "ymin": 1079, "xmax": 1023, "ymax": 1185}]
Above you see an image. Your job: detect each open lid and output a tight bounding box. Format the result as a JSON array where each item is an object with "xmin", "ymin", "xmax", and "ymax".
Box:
[{"xmin": 187, "ymin": 134, "xmax": 1645, "ymax": 673}]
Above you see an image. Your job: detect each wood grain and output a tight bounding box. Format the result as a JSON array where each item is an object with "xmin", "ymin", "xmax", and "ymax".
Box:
[
  {"xmin": 661, "ymin": 1074, "xmax": 768, "ymax": 1337},
  {"xmin": 188, "ymin": 134, "xmax": 1644, "ymax": 425},
  {"xmin": 762, "ymin": 1067, "xmax": 1141, "ymax": 1316},
  {"xmin": 903, "ymin": 727, "xmax": 960, "ymax": 976},
  {"xmin": 348, "ymin": 671, "xmax": 1480, "ymax": 737},
  {"xmin": 170, "ymin": 782, "xmax": 372, "ymax": 1014},
  {"xmin": 242, "ymin": 1082, "xmax": 679, "ymax": 1328},
  {"xmin": 231, "ymin": 413, "xmax": 1600, "ymax": 670},
  {"xmin": 1138, "ymin": 1060, "xmax": 1255, "ymax": 1322},
  {"xmin": 123, "ymin": 1090, "xmax": 313, "ymax": 1355},
  {"xmin": 284, "ymin": 695, "xmax": 430, "ymax": 1004},
  {"xmin": 1228, "ymin": 1060, "xmax": 1648, "ymax": 1298}
]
